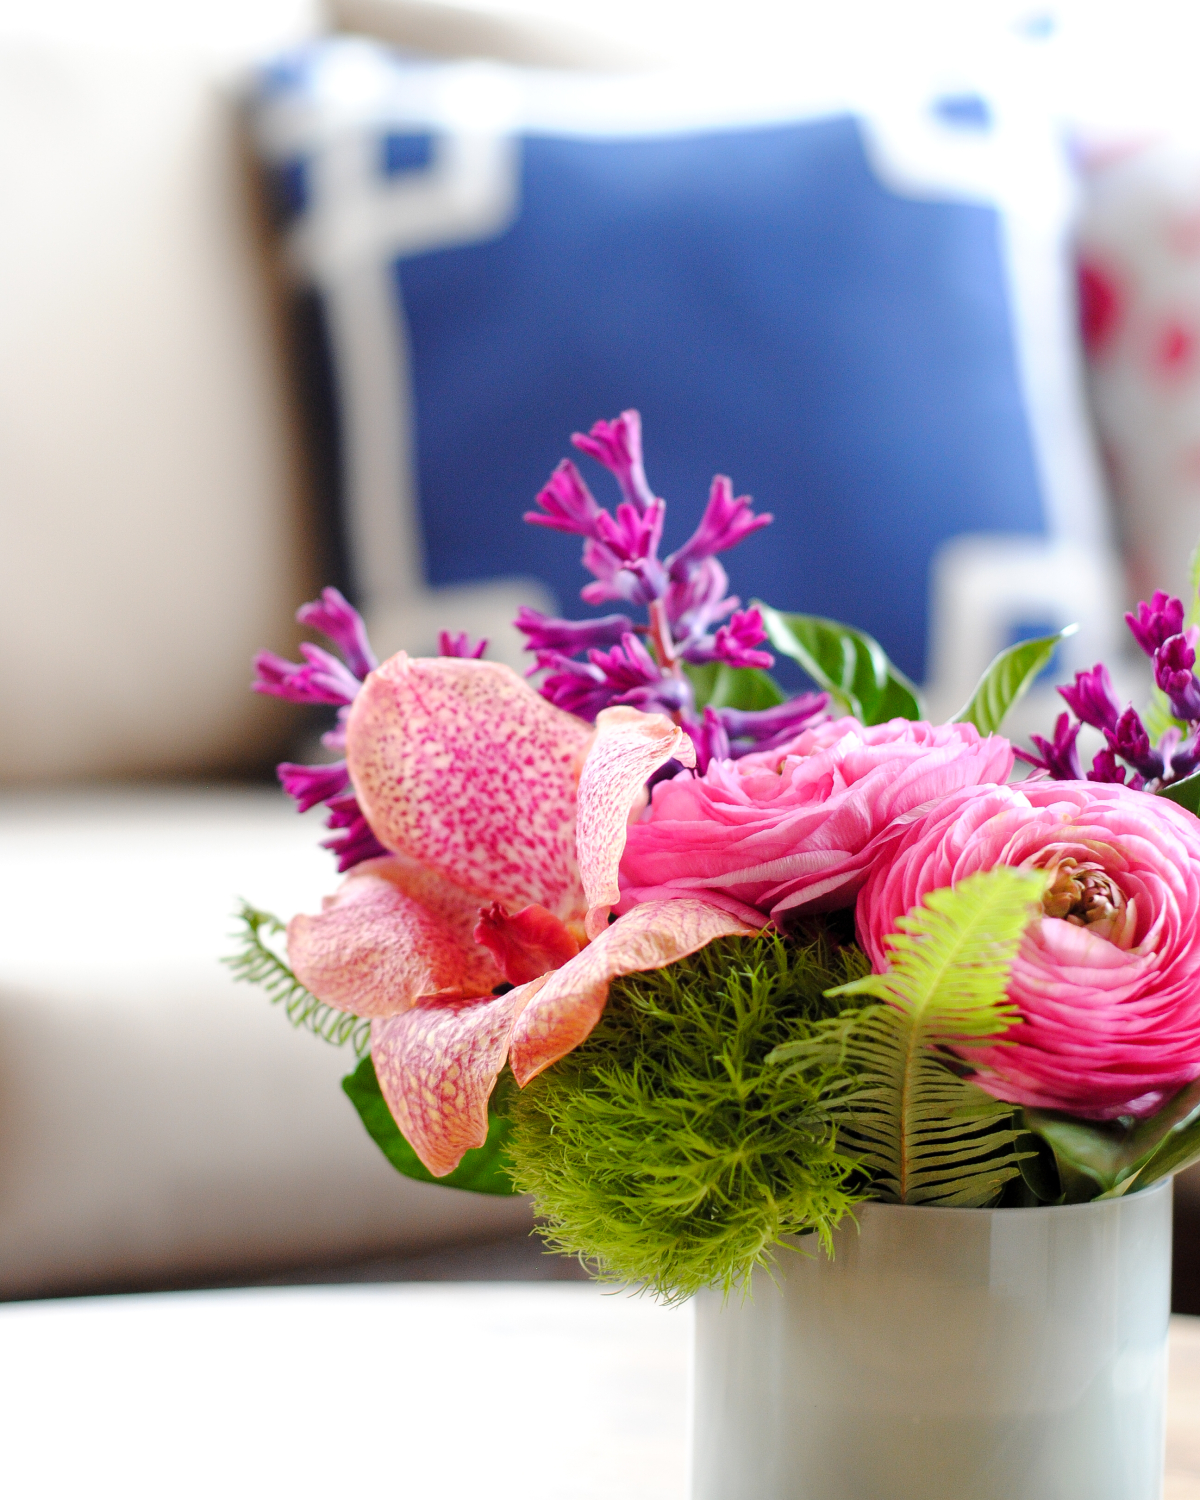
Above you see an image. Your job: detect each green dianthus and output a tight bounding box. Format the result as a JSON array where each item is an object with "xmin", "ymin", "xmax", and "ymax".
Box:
[{"xmin": 504, "ymin": 928, "xmax": 870, "ymax": 1302}]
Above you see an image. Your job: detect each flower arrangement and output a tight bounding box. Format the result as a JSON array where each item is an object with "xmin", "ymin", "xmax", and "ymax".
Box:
[{"xmin": 234, "ymin": 410, "xmax": 1200, "ymax": 1299}]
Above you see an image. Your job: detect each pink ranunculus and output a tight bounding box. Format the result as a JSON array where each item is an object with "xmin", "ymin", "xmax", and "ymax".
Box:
[
  {"xmin": 286, "ymin": 654, "xmax": 754, "ymax": 1176},
  {"xmin": 616, "ymin": 717, "xmax": 1014, "ymax": 924},
  {"xmin": 855, "ymin": 779, "xmax": 1200, "ymax": 1120}
]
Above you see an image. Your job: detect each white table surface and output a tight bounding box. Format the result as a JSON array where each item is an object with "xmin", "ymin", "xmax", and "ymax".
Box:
[
  {"xmin": 1, "ymin": 1284, "xmax": 1196, "ymax": 1499},
  {"xmin": 0, "ymin": 1284, "xmax": 690, "ymax": 1499}
]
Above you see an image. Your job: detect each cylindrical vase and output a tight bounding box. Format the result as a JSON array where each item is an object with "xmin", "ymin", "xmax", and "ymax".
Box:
[{"xmin": 691, "ymin": 1181, "xmax": 1173, "ymax": 1500}]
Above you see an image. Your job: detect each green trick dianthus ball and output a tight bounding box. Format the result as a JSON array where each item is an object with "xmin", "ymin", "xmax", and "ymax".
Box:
[{"xmin": 504, "ymin": 928, "xmax": 869, "ymax": 1302}]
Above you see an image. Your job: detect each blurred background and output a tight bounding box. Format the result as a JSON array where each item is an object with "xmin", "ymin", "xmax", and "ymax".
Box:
[{"xmin": 6, "ymin": 0, "xmax": 1200, "ymax": 1304}]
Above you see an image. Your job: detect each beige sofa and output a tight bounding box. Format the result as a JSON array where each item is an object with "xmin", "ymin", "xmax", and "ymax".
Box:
[{"xmin": 0, "ymin": 3, "xmax": 542, "ymax": 1299}]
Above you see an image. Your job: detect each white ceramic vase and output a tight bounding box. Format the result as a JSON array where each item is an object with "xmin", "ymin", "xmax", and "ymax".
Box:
[{"xmin": 691, "ymin": 1181, "xmax": 1173, "ymax": 1500}]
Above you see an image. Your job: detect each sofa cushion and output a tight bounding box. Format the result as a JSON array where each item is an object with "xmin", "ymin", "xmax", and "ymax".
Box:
[
  {"xmin": 250, "ymin": 37, "xmax": 1120, "ymax": 716},
  {"xmin": 0, "ymin": 788, "xmax": 530, "ymax": 1299}
]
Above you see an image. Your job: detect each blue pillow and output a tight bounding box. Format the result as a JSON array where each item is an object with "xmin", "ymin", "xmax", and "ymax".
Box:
[{"xmin": 251, "ymin": 39, "xmax": 1118, "ymax": 709}]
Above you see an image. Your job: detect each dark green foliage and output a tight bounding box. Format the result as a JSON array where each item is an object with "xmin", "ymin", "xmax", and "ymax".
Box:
[
  {"xmin": 756, "ymin": 603, "xmax": 922, "ymax": 724},
  {"xmin": 1021, "ymin": 1079, "xmax": 1200, "ymax": 1201},
  {"xmin": 1158, "ymin": 770, "xmax": 1200, "ymax": 815},
  {"xmin": 504, "ymin": 931, "xmax": 870, "ymax": 1302},
  {"xmin": 342, "ymin": 1056, "xmax": 519, "ymax": 1196},
  {"xmin": 684, "ymin": 662, "xmax": 786, "ymax": 712},
  {"xmin": 952, "ymin": 626, "xmax": 1076, "ymax": 735},
  {"xmin": 225, "ymin": 902, "xmax": 370, "ymax": 1054}
]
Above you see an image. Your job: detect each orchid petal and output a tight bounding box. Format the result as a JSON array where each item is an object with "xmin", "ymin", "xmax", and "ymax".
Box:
[
  {"xmin": 287, "ymin": 856, "xmax": 502, "ymax": 1018},
  {"xmin": 509, "ymin": 898, "xmax": 755, "ymax": 1085},
  {"xmin": 474, "ymin": 902, "xmax": 581, "ymax": 985},
  {"xmin": 371, "ymin": 977, "xmax": 547, "ymax": 1177},
  {"xmin": 346, "ymin": 656, "xmax": 594, "ymax": 921},
  {"xmin": 576, "ymin": 706, "xmax": 696, "ymax": 938}
]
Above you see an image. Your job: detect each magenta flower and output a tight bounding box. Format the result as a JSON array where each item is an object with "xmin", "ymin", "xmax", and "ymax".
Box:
[
  {"xmin": 276, "ymin": 760, "xmax": 351, "ymax": 813},
  {"xmin": 709, "ymin": 608, "xmax": 774, "ymax": 670},
  {"xmin": 569, "ymin": 408, "xmax": 657, "ymax": 511},
  {"xmin": 1087, "ymin": 748, "xmax": 1143, "ymax": 789},
  {"xmin": 296, "ymin": 587, "xmax": 377, "ymax": 680},
  {"xmin": 856, "ymin": 780, "xmax": 1200, "ymax": 1119},
  {"xmin": 253, "ymin": 643, "xmax": 361, "ymax": 706},
  {"xmin": 514, "ymin": 608, "xmax": 635, "ymax": 656},
  {"xmin": 437, "ymin": 630, "xmax": 488, "ymax": 659},
  {"xmin": 286, "ymin": 656, "xmax": 753, "ymax": 1175},
  {"xmin": 1126, "ymin": 590, "xmax": 1185, "ymax": 658},
  {"xmin": 1015, "ymin": 712, "xmax": 1083, "ymax": 780},
  {"xmin": 252, "ymin": 589, "xmax": 389, "ymax": 871},
  {"xmin": 519, "ymin": 411, "xmax": 827, "ymax": 762},
  {"xmin": 1155, "ymin": 633, "xmax": 1200, "ymax": 722},
  {"xmin": 666, "ymin": 475, "xmax": 773, "ymax": 581},
  {"xmin": 524, "ymin": 459, "xmax": 606, "ymax": 538},
  {"xmin": 617, "ymin": 717, "xmax": 1014, "ymax": 924},
  {"xmin": 1057, "ymin": 664, "xmax": 1121, "ymax": 735}
]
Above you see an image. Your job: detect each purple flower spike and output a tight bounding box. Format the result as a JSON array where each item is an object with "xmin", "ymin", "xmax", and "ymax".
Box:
[
  {"xmin": 514, "ymin": 608, "xmax": 635, "ymax": 657},
  {"xmin": 1015, "ymin": 712, "xmax": 1083, "ymax": 780},
  {"xmin": 712, "ymin": 608, "xmax": 774, "ymax": 670},
  {"xmin": 536, "ymin": 656, "xmax": 614, "ymax": 721},
  {"xmin": 1058, "ymin": 663, "xmax": 1121, "ymax": 734},
  {"xmin": 594, "ymin": 499, "xmax": 665, "ymax": 567},
  {"xmin": 1155, "ymin": 633, "xmax": 1200, "ymax": 721},
  {"xmin": 1169, "ymin": 730, "xmax": 1200, "ymax": 782},
  {"xmin": 438, "ymin": 630, "xmax": 488, "ymax": 659},
  {"xmin": 253, "ymin": 644, "xmax": 362, "ymax": 706},
  {"xmin": 719, "ymin": 691, "xmax": 831, "ymax": 756},
  {"xmin": 321, "ymin": 791, "xmax": 389, "ymax": 872},
  {"xmin": 1106, "ymin": 705, "xmax": 1163, "ymax": 779},
  {"xmin": 571, "ymin": 410, "xmax": 656, "ymax": 512},
  {"xmin": 667, "ymin": 476, "xmax": 773, "ymax": 582},
  {"xmin": 683, "ymin": 706, "xmax": 732, "ymax": 773},
  {"xmin": 1126, "ymin": 590, "xmax": 1185, "ymax": 658},
  {"xmin": 587, "ymin": 633, "xmax": 666, "ymax": 696},
  {"xmin": 295, "ymin": 587, "xmax": 376, "ymax": 681},
  {"xmin": 576, "ymin": 500, "xmax": 668, "ymax": 607},
  {"xmin": 667, "ymin": 556, "xmax": 738, "ymax": 639},
  {"xmin": 1087, "ymin": 749, "xmax": 1143, "ymax": 789},
  {"xmin": 525, "ymin": 460, "xmax": 606, "ymax": 539},
  {"xmin": 277, "ymin": 759, "xmax": 351, "ymax": 813}
]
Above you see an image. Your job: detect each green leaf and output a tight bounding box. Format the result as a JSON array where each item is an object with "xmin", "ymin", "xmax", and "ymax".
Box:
[
  {"xmin": 755, "ymin": 604, "xmax": 922, "ymax": 724},
  {"xmin": 341, "ymin": 1054, "xmax": 519, "ymax": 1196},
  {"xmin": 1014, "ymin": 1131, "xmax": 1064, "ymax": 1205},
  {"xmin": 1158, "ymin": 771, "xmax": 1200, "ymax": 815},
  {"xmin": 683, "ymin": 662, "xmax": 786, "ymax": 713},
  {"xmin": 1023, "ymin": 1078, "xmax": 1200, "ymax": 1200},
  {"xmin": 225, "ymin": 901, "xmax": 370, "ymax": 1055},
  {"xmin": 952, "ymin": 625, "xmax": 1078, "ymax": 735},
  {"xmin": 1127, "ymin": 1109, "xmax": 1200, "ymax": 1191},
  {"xmin": 774, "ymin": 866, "xmax": 1045, "ymax": 1206}
]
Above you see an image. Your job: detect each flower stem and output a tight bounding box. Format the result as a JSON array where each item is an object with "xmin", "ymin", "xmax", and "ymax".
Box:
[{"xmin": 648, "ymin": 599, "xmax": 681, "ymax": 675}]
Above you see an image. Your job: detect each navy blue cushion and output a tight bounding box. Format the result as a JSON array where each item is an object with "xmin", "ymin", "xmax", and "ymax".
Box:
[{"xmin": 253, "ymin": 42, "xmax": 1104, "ymax": 689}]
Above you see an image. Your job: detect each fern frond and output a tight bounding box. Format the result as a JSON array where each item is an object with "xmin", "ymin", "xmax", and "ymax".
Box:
[
  {"xmin": 776, "ymin": 866, "xmax": 1046, "ymax": 1206},
  {"xmin": 225, "ymin": 900, "xmax": 370, "ymax": 1056}
]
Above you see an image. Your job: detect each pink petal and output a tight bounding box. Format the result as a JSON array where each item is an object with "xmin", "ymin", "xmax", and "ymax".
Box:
[
  {"xmin": 576, "ymin": 706, "xmax": 696, "ymax": 939},
  {"xmin": 287, "ymin": 855, "xmax": 501, "ymax": 1018},
  {"xmin": 371, "ymin": 978, "xmax": 547, "ymax": 1176},
  {"xmin": 509, "ymin": 897, "xmax": 756, "ymax": 1085},
  {"xmin": 346, "ymin": 655, "xmax": 594, "ymax": 920},
  {"xmin": 474, "ymin": 902, "xmax": 582, "ymax": 985}
]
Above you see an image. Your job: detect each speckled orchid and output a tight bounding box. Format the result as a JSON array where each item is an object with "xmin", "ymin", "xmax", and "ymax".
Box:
[{"xmin": 286, "ymin": 653, "xmax": 755, "ymax": 1176}]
